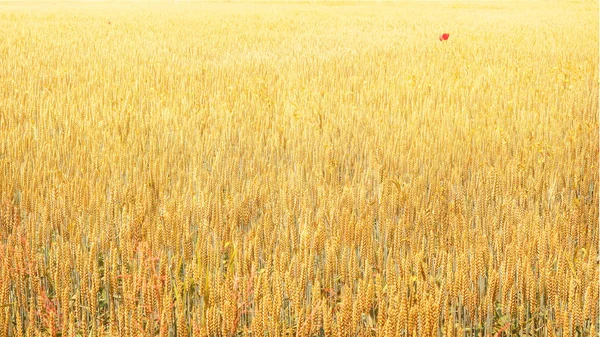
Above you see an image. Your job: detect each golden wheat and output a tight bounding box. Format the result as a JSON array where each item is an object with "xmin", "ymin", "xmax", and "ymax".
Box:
[{"xmin": 0, "ymin": 1, "xmax": 598, "ymax": 336}]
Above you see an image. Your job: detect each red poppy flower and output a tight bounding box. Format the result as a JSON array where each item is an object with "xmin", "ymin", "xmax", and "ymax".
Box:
[{"xmin": 439, "ymin": 33, "xmax": 449, "ymax": 41}]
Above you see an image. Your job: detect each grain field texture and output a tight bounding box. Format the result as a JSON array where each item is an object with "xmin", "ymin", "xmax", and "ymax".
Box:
[{"xmin": 0, "ymin": 1, "xmax": 598, "ymax": 336}]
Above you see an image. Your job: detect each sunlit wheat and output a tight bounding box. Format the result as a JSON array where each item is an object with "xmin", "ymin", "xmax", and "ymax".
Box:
[{"xmin": 0, "ymin": 1, "xmax": 597, "ymax": 336}]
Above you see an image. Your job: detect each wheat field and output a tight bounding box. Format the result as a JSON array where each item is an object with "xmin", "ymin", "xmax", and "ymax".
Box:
[{"xmin": 0, "ymin": 1, "xmax": 598, "ymax": 336}]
